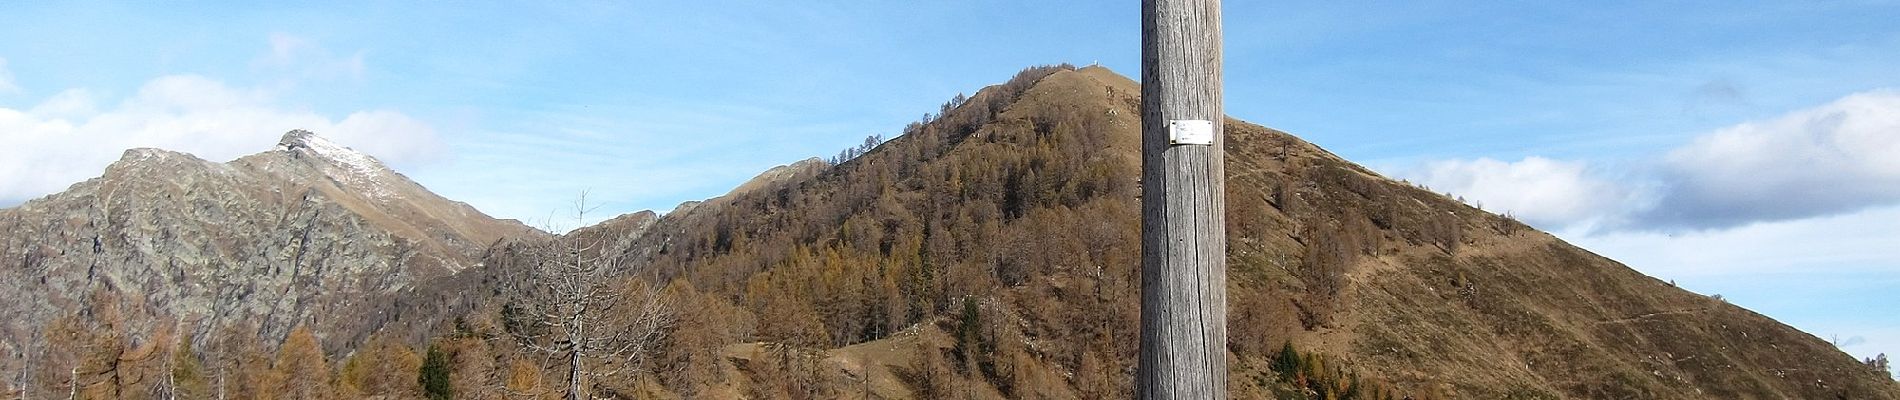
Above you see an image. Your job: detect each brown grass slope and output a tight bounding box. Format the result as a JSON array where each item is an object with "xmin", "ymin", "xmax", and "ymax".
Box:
[{"xmin": 589, "ymin": 65, "xmax": 1898, "ymax": 399}]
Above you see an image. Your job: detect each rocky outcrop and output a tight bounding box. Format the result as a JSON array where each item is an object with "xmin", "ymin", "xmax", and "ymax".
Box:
[{"xmin": 0, "ymin": 130, "xmax": 538, "ymax": 354}]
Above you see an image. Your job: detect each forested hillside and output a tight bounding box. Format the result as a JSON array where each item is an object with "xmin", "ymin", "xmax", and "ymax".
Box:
[{"xmin": 599, "ymin": 65, "xmax": 1897, "ymax": 399}]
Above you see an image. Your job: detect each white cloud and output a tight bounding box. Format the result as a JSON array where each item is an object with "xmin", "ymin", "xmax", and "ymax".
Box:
[
  {"xmin": 264, "ymin": 32, "xmax": 308, "ymax": 65},
  {"xmin": 1647, "ymin": 90, "xmax": 1900, "ymax": 229},
  {"xmin": 1562, "ymin": 204, "xmax": 1900, "ymax": 278},
  {"xmin": 330, "ymin": 110, "xmax": 444, "ymax": 166},
  {"xmin": 1396, "ymin": 89, "xmax": 1900, "ymax": 233},
  {"xmin": 1399, "ymin": 156, "xmax": 1635, "ymax": 229},
  {"xmin": 0, "ymin": 74, "xmax": 442, "ymax": 205},
  {"xmin": 28, "ymin": 89, "xmax": 98, "ymax": 118},
  {"xmin": 252, "ymin": 32, "xmax": 366, "ymax": 82},
  {"xmin": 0, "ymin": 57, "xmax": 19, "ymax": 94}
]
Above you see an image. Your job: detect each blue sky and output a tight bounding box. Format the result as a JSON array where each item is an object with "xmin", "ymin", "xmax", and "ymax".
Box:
[{"xmin": 1, "ymin": 2, "xmax": 1896, "ymax": 372}]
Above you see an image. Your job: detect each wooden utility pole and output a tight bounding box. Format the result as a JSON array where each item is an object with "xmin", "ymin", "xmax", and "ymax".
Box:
[{"xmin": 1137, "ymin": 0, "xmax": 1226, "ymax": 398}]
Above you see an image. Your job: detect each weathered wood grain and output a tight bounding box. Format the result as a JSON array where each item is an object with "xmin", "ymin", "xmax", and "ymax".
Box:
[{"xmin": 1137, "ymin": 0, "xmax": 1228, "ymax": 398}]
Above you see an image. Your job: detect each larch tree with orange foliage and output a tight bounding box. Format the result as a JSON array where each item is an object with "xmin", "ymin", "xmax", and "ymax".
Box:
[
  {"xmin": 340, "ymin": 331, "xmax": 422, "ymax": 399},
  {"xmin": 272, "ymin": 326, "xmax": 333, "ymax": 400}
]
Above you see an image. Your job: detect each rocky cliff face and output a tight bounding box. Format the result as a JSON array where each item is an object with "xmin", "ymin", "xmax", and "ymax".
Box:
[{"xmin": 0, "ymin": 130, "xmax": 537, "ymax": 355}]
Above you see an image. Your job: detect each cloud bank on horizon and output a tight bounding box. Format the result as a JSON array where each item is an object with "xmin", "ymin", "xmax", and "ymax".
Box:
[{"xmin": 1399, "ymin": 89, "xmax": 1900, "ymax": 234}]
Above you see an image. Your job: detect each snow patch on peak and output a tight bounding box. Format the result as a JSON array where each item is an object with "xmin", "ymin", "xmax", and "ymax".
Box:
[
  {"xmin": 279, "ymin": 130, "xmax": 376, "ymax": 170},
  {"xmin": 275, "ymin": 129, "xmax": 396, "ymax": 198},
  {"xmin": 106, "ymin": 148, "xmax": 231, "ymax": 176},
  {"xmin": 120, "ymin": 147, "xmax": 183, "ymax": 162},
  {"xmin": 112, "ymin": 148, "xmax": 208, "ymax": 168}
]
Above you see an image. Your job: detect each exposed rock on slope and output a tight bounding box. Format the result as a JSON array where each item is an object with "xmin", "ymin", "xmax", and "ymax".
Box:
[{"xmin": 0, "ymin": 130, "xmax": 538, "ymax": 354}]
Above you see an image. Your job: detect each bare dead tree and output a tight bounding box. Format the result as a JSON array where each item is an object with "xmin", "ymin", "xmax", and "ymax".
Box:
[{"xmin": 502, "ymin": 193, "xmax": 671, "ymax": 400}]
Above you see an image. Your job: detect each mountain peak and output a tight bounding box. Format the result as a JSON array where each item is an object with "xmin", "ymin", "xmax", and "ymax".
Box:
[
  {"xmin": 278, "ymin": 129, "xmax": 369, "ymax": 163},
  {"xmin": 272, "ymin": 129, "xmax": 388, "ymax": 181},
  {"xmin": 103, "ymin": 147, "xmax": 216, "ymax": 177},
  {"xmin": 276, "ymin": 128, "xmax": 321, "ymax": 149},
  {"xmin": 117, "ymin": 147, "xmax": 194, "ymax": 163}
]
